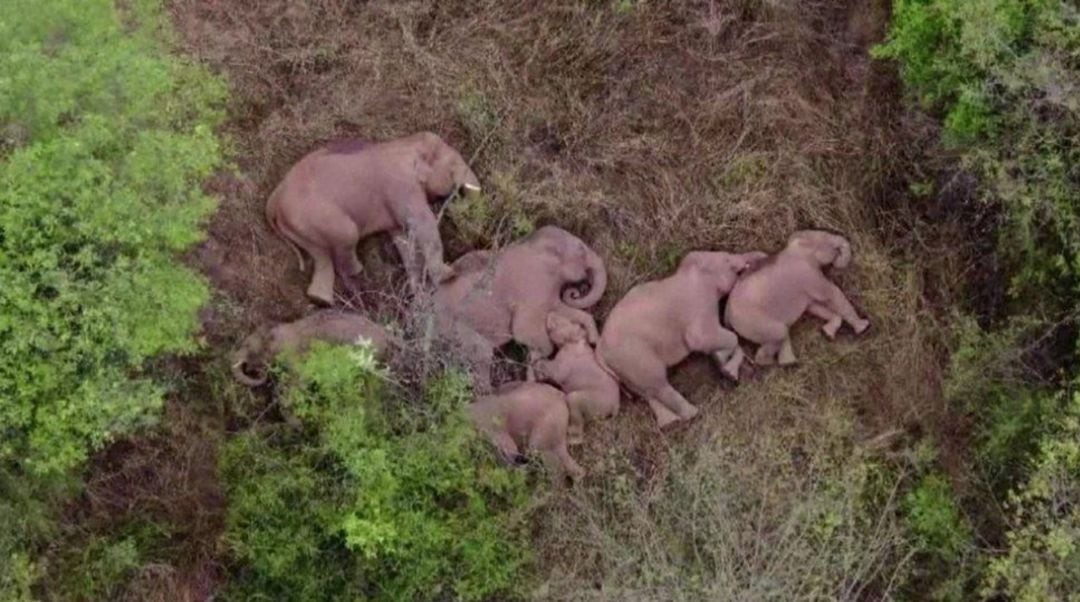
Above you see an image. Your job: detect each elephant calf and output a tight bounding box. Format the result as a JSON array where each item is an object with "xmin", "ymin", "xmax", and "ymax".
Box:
[
  {"xmin": 469, "ymin": 382, "xmax": 585, "ymax": 484},
  {"xmin": 598, "ymin": 251, "xmax": 765, "ymax": 427},
  {"xmin": 266, "ymin": 131, "xmax": 481, "ymax": 305},
  {"xmin": 533, "ymin": 313, "xmax": 619, "ymax": 444},
  {"xmin": 725, "ymin": 229, "xmax": 870, "ymax": 366},
  {"xmin": 231, "ymin": 310, "xmax": 394, "ymax": 386}
]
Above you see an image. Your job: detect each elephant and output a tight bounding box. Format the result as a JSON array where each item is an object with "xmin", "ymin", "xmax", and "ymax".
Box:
[
  {"xmin": 724, "ymin": 229, "xmax": 870, "ymax": 366},
  {"xmin": 597, "ymin": 250, "xmax": 766, "ymax": 427},
  {"xmin": 266, "ymin": 131, "xmax": 481, "ymax": 305},
  {"xmin": 231, "ymin": 309, "xmax": 395, "ymax": 386},
  {"xmin": 533, "ymin": 312, "xmax": 620, "ymax": 445},
  {"xmin": 469, "ymin": 381, "xmax": 585, "ymax": 483},
  {"xmin": 434, "ymin": 225, "xmax": 607, "ymax": 374}
]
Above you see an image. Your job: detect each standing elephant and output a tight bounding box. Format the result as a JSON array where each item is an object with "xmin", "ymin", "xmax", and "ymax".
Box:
[
  {"xmin": 231, "ymin": 310, "xmax": 395, "ymax": 387},
  {"xmin": 266, "ymin": 131, "xmax": 481, "ymax": 305},
  {"xmin": 470, "ymin": 381, "xmax": 585, "ymax": 483},
  {"xmin": 533, "ymin": 313, "xmax": 619, "ymax": 444},
  {"xmin": 434, "ymin": 226, "xmax": 607, "ymax": 370},
  {"xmin": 598, "ymin": 251, "xmax": 765, "ymax": 427},
  {"xmin": 724, "ymin": 229, "xmax": 870, "ymax": 366}
]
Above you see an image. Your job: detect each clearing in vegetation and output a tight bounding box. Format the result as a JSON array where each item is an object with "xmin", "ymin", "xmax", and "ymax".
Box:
[{"xmin": 2, "ymin": 0, "xmax": 1077, "ymax": 600}]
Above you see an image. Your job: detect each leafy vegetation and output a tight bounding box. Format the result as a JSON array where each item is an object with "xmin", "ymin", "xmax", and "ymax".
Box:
[
  {"xmin": 221, "ymin": 344, "xmax": 530, "ymax": 602},
  {"xmin": 0, "ymin": 0, "xmax": 224, "ymax": 597},
  {"xmin": 878, "ymin": 0, "xmax": 1080, "ymax": 598}
]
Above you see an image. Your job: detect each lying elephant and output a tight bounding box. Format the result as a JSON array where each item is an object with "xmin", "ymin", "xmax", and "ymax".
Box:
[
  {"xmin": 435, "ymin": 225, "xmax": 607, "ymax": 372},
  {"xmin": 469, "ymin": 381, "xmax": 585, "ymax": 483},
  {"xmin": 266, "ymin": 132, "xmax": 481, "ymax": 305},
  {"xmin": 534, "ymin": 313, "xmax": 619, "ymax": 445},
  {"xmin": 231, "ymin": 310, "xmax": 395, "ymax": 386},
  {"xmin": 598, "ymin": 251, "xmax": 765, "ymax": 427},
  {"xmin": 725, "ymin": 229, "xmax": 870, "ymax": 366}
]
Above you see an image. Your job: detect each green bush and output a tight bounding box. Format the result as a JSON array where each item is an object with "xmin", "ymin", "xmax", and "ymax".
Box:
[
  {"xmin": 0, "ymin": 0, "xmax": 224, "ymax": 597},
  {"xmin": 874, "ymin": 0, "xmax": 1079, "ymax": 301},
  {"xmin": 983, "ymin": 390, "xmax": 1080, "ymax": 601},
  {"xmin": 221, "ymin": 344, "xmax": 530, "ymax": 602}
]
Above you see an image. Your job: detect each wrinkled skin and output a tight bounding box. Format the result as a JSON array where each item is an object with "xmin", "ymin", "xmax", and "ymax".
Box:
[
  {"xmin": 434, "ymin": 226, "xmax": 607, "ymax": 374},
  {"xmin": 534, "ymin": 313, "xmax": 620, "ymax": 445},
  {"xmin": 231, "ymin": 310, "xmax": 395, "ymax": 386},
  {"xmin": 469, "ymin": 381, "xmax": 585, "ymax": 483},
  {"xmin": 266, "ymin": 131, "xmax": 481, "ymax": 305},
  {"xmin": 598, "ymin": 251, "xmax": 766, "ymax": 427},
  {"xmin": 724, "ymin": 230, "xmax": 870, "ymax": 366}
]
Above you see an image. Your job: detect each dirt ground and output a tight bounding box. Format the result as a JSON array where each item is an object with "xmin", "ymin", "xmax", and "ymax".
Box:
[{"xmin": 66, "ymin": 0, "xmax": 979, "ymax": 598}]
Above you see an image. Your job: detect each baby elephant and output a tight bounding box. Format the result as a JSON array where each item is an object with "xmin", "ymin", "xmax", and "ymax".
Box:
[
  {"xmin": 266, "ymin": 131, "xmax": 481, "ymax": 305},
  {"xmin": 725, "ymin": 229, "xmax": 870, "ymax": 366},
  {"xmin": 231, "ymin": 310, "xmax": 394, "ymax": 386},
  {"xmin": 598, "ymin": 251, "xmax": 765, "ymax": 427},
  {"xmin": 533, "ymin": 313, "xmax": 619, "ymax": 445},
  {"xmin": 469, "ymin": 382, "xmax": 585, "ymax": 484}
]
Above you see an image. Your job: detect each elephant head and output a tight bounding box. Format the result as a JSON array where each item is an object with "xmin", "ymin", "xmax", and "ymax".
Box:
[
  {"xmin": 679, "ymin": 251, "xmax": 763, "ymax": 295},
  {"xmin": 546, "ymin": 312, "xmax": 588, "ymax": 347},
  {"xmin": 788, "ymin": 230, "xmax": 851, "ymax": 269},
  {"xmin": 415, "ymin": 132, "xmax": 481, "ymax": 200},
  {"xmin": 531, "ymin": 226, "xmax": 608, "ymax": 309},
  {"xmin": 230, "ymin": 327, "xmax": 273, "ymax": 387}
]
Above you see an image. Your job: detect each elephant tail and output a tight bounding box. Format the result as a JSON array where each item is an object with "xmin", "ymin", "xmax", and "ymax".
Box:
[
  {"xmin": 265, "ymin": 183, "xmax": 308, "ymax": 272},
  {"xmin": 562, "ymin": 246, "xmax": 608, "ymax": 309}
]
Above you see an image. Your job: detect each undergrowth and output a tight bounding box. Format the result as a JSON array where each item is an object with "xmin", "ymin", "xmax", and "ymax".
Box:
[
  {"xmin": 0, "ymin": 0, "xmax": 224, "ymax": 598},
  {"xmin": 220, "ymin": 344, "xmax": 530, "ymax": 602}
]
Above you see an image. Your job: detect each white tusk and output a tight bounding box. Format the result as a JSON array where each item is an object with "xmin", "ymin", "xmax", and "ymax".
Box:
[
  {"xmin": 463, "ymin": 183, "xmax": 481, "ymax": 192},
  {"xmin": 231, "ymin": 360, "xmax": 244, "ymax": 369}
]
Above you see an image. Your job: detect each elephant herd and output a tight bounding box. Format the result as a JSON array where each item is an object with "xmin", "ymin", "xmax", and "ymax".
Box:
[{"xmin": 231, "ymin": 132, "xmax": 871, "ymax": 483}]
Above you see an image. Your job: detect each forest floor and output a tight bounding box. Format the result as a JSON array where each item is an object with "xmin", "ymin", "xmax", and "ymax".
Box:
[{"xmin": 70, "ymin": 0, "xmax": 986, "ymax": 598}]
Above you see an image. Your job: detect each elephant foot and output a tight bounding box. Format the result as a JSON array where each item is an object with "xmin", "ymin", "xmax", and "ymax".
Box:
[
  {"xmin": 721, "ymin": 348, "xmax": 744, "ymax": 382},
  {"xmin": 754, "ymin": 346, "xmax": 777, "ymax": 366},
  {"xmin": 306, "ymin": 288, "xmax": 335, "ymax": 308},
  {"xmin": 852, "ymin": 318, "xmax": 871, "ymax": 335},
  {"xmin": 677, "ymin": 403, "xmax": 700, "ymax": 422},
  {"xmin": 567, "ymin": 426, "xmax": 585, "ymax": 446},
  {"xmin": 822, "ymin": 318, "xmax": 842, "ymax": 340}
]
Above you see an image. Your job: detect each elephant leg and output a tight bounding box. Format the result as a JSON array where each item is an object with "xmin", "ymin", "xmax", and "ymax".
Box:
[
  {"xmin": 822, "ymin": 282, "xmax": 869, "ymax": 334},
  {"xmin": 685, "ymin": 317, "xmax": 743, "ymax": 381},
  {"xmin": 531, "ymin": 405, "xmax": 584, "ymax": 484},
  {"xmin": 391, "ymin": 195, "xmax": 452, "ymax": 286},
  {"xmin": 777, "ymin": 337, "xmax": 797, "ymax": 365},
  {"xmin": 646, "ymin": 397, "xmax": 682, "ymax": 428},
  {"xmin": 491, "ymin": 430, "xmax": 524, "ymax": 465},
  {"xmin": 755, "ymin": 342, "xmax": 780, "ymax": 365},
  {"xmin": 512, "ymin": 309, "xmax": 555, "ymax": 368},
  {"xmin": 565, "ymin": 391, "xmax": 588, "ymax": 446},
  {"xmin": 306, "ymin": 247, "xmax": 336, "ymax": 306},
  {"xmin": 551, "ymin": 304, "xmax": 600, "ymax": 344},
  {"xmin": 655, "ymin": 384, "xmax": 699, "ymax": 424},
  {"xmin": 807, "ymin": 302, "xmax": 842, "ymax": 339},
  {"xmin": 392, "ymin": 232, "xmax": 423, "ymax": 293}
]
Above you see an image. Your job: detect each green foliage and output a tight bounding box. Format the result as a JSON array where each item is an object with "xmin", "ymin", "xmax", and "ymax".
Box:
[
  {"xmin": 0, "ymin": 0, "xmax": 225, "ymax": 476},
  {"xmin": 875, "ymin": 0, "xmax": 1080, "ymax": 300},
  {"xmin": 0, "ymin": 0, "xmax": 224, "ymax": 597},
  {"xmin": 222, "ymin": 344, "xmax": 530, "ymax": 602},
  {"xmin": 983, "ymin": 390, "xmax": 1080, "ymax": 601},
  {"xmin": 904, "ymin": 473, "xmax": 972, "ymax": 560}
]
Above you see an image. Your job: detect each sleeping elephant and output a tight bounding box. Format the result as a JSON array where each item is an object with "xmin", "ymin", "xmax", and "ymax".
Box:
[
  {"xmin": 470, "ymin": 381, "xmax": 585, "ymax": 484},
  {"xmin": 533, "ymin": 313, "xmax": 620, "ymax": 445},
  {"xmin": 724, "ymin": 229, "xmax": 870, "ymax": 366},
  {"xmin": 231, "ymin": 309, "xmax": 395, "ymax": 386},
  {"xmin": 598, "ymin": 250, "xmax": 766, "ymax": 427},
  {"xmin": 266, "ymin": 131, "xmax": 481, "ymax": 305},
  {"xmin": 434, "ymin": 226, "xmax": 607, "ymax": 372}
]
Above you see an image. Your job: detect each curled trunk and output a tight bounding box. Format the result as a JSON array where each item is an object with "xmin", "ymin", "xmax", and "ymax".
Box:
[{"xmin": 562, "ymin": 247, "xmax": 607, "ymax": 309}]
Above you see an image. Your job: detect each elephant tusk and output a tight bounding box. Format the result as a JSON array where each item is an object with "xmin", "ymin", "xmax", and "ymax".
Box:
[
  {"xmin": 231, "ymin": 360, "xmax": 244, "ymax": 369},
  {"xmin": 463, "ymin": 183, "xmax": 481, "ymax": 193}
]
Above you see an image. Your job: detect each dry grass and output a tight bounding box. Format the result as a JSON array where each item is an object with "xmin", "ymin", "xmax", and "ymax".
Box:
[{"xmin": 160, "ymin": 0, "xmax": 969, "ymax": 597}]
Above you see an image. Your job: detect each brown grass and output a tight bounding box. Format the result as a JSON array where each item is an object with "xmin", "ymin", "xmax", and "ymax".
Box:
[{"xmin": 59, "ymin": 0, "xmax": 977, "ymax": 597}]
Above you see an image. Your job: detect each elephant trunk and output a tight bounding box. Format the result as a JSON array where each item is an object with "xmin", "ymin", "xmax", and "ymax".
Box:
[
  {"xmin": 231, "ymin": 351, "xmax": 268, "ymax": 387},
  {"xmin": 562, "ymin": 247, "xmax": 607, "ymax": 309},
  {"xmin": 833, "ymin": 236, "xmax": 852, "ymax": 269}
]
